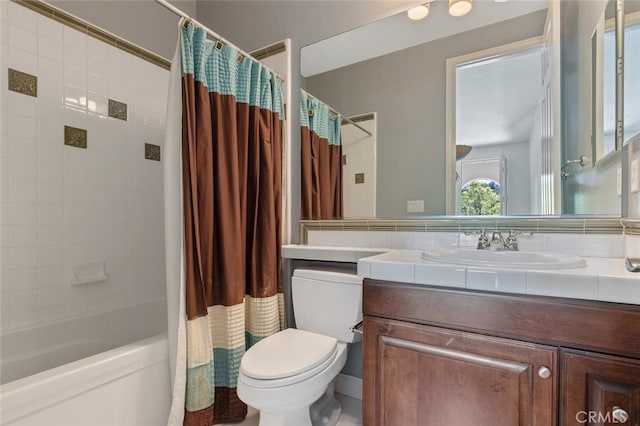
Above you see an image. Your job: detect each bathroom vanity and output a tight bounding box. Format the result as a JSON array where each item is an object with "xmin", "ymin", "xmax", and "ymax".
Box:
[{"xmin": 362, "ymin": 280, "xmax": 640, "ymax": 425}]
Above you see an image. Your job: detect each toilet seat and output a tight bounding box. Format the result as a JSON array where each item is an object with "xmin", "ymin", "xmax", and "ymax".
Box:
[{"xmin": 239, "ymin": 328, "xmax": 338, "ymax": 389}]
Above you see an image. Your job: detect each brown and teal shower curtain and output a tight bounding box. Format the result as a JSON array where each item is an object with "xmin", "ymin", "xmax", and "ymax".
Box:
[
  {"xmin": 179, "ymin": 23, "xmax": 285, "ymax": 425},
  {"xmin": 300, "ymin": 90, "xmax": 343, "ymax": 219}
]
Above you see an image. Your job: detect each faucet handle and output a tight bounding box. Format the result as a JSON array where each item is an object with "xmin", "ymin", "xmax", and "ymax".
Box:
[
  {"xmin": 504, "ymin": 230, "xmax": 519, "ymax": 251},
  {"xmin": 477, "ymin": 230, "xmax": 490, "ymax": 250}
]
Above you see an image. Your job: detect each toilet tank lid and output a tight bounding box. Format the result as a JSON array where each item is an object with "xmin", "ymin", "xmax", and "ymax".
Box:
[{"xmin": 293, "ymin": 268, "xmax": 362, "ymax": 285}]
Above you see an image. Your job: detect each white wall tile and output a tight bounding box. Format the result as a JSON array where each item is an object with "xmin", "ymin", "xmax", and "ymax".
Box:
[
  {"xmin": 8, "ymin": 224, "xmax": 37, "ymax": 247},
  {"xmin": 625, "ymin": 234, "xmax": 640, "ymax": 257},
  {"xmin": 6, "ymin": 268, "xmax": 38, "ymax": 291},
  {"xmin": 38, "ymin": 265, "xmax": 65, "ymax": 288},
  {"xmin": 9, "ymin": 288, "xmax": 38, "ymax": 313},
  {"xmin": 8, "ymin": 23, "xmax": 37, "ymax": 54},
  {"xmin": 1, "ymin": 4, "xmax": 168, "ymax": 332},
  {"xmin": 38, "ymin": 245, "xmax": 64, "ymax": 267},
  {"xmin": 8, "ymin": 46, "xmax": 37, "ymax": 75},
  {"xmin": 63, "ymin": 26, "xmax": 86, "ymax": 52},
  {"xmin": 7, "ymin": 91, "xmax": 37, "ymax": 117},
  {"xmin": 543, "ymin": 233, "xmax": 579, "ymax": 254},
  {"xmin": 8, "ymin": 2, "xmax": 37, "ymax": 31},
  {"xmin": 38, "ymin": 225, "xmax": 64, "ymax": 246},
  {"xmin": 37, "ymin": 14, "xmax": 63, "ymax": 43},
  {"xmin": 38, "ymin": 36, "xmax": 63, "ymax": 64},
  {"xmin": 8, "ymin": 203, "xmax": 37, "ymax": 225},
  {"xmin": 7, "ymin": 246, "xmax": 38, "ymax": 269},
  {"xmin": 8, "ymin": 135, "xmax": 37, "ymax": 160}
]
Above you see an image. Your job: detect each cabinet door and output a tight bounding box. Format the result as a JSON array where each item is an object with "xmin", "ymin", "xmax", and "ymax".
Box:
[
  {"xmin": 561, "ymin": 350, "xmax": 640, "ymax": 426},
  {"xmin": 363, "ymin": 317, "xmax": 557, "ymax": 426}
]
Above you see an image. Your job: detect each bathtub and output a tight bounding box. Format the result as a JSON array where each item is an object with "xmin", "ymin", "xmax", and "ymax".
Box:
[{"xmin": 0, "ymin": 301, "xmax": 171, "ymax": 425}]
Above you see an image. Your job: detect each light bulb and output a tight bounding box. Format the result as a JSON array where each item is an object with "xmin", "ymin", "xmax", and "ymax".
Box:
[
  {"xmin": 407, "ymin": 4, "xmax": 430, "ymax": 21},
  {"xmin": 449, "ymin": 0, "xmax": 472, "ymax": 17}
]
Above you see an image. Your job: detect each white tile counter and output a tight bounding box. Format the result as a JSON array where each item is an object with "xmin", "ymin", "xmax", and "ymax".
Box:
[
  {"xmin": 358, "ymin": 250, "xmax": 640, "ymax": 305},
  {"xmin": 282, "ymin": 244, "xmax": 385, "ymax": 263}
]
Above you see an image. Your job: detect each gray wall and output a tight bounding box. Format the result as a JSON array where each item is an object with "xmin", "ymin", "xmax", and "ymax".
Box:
[
  {"xmin": 305, "ymin": 11, "xmax": 546, "ymax": 217},
  {"xmin": 49, "ymin": 0, "xmax": 196, "ymax": 59}
]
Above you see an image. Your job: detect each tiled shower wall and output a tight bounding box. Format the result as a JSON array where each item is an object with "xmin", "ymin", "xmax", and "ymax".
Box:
[{"xmin": 0, "ymin": 2, "xmax": 168, "ymax": 330}]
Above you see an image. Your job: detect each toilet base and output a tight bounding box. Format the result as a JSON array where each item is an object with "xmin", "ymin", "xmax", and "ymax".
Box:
[
  {"xmin": 310, "ymin": 379, "xmax": 342, "ymax": 426},
  {"xmin": 258, "ymin": 406, "xmax": 312, "ymax": 426}
]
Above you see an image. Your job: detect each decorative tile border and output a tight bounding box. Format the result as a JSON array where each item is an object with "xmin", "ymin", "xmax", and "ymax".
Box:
[
  {"xmin": 250, "ymin": 41, "xmax": 287, "ymax": 61},
  {"xmin": 8, "ymin": 68, "xmax": 37, "ymax": 97},
  {"xmin": 623, "ymin": 219, "xmax": 640, "ymax": 235},
  {"xmin": 64, "ymin": 125, "xmax": 87, "ymax": 149},
  {"xmin": 10, "ymin": 0, "xmax": 171, "ymax": 71},
  {"xmin": 108, "ymin": 99, "xmax": 127, "ymax": 121},
  {"xmin": 299, "ymin": 217, "xmax": 626, "ymax": 244},
  {"xmin": 145, "ymin": 143, "xmax": 161, "ymax": 161}
]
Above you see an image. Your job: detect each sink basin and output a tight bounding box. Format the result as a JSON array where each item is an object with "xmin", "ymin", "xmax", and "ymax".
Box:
[{"xmin": 421, "ymin": 249, "xmax": 587, "ymax": 270}]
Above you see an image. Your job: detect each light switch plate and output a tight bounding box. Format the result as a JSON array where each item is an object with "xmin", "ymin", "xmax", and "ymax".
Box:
[
  {"xmin": 407, "ymin": 200, "xmax": 424, "ymax": 213},
  {"xmin": 632, "ymin": 158, "xmax": 640, "ymax": 193}
]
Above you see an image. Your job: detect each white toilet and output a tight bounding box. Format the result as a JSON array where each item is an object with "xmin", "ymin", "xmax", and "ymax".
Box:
[{"xmin": 237, "ymin": 268, "xmax": 363, "ymax": 426}]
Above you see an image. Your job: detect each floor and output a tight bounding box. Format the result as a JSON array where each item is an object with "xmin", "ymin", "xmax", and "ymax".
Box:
[{"xmin": 222, "ymin": 394, "xmax": 362, "ymax": 426}]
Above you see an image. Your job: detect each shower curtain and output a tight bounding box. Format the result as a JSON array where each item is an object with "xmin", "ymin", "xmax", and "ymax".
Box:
[
  {"xmin": 165, "ymin": 22, "xmax": 285, "ymax": 426},
  {"xmin": 300, "ymin": 90, "xmax": 343, "ymax": 219}
]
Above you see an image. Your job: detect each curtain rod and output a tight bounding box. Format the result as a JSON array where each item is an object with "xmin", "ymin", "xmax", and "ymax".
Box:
[
  {"xmin": 301, "ymin": 89, "xmax": 373, "ymax": 137},
  {"xmin": 154, "ymin": 0, "xmax": 285, "ymax": 82}
]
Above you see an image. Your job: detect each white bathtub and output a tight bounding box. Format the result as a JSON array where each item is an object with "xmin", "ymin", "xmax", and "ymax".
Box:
[{"xmin": 0, "ymin": 301, "xmax": 171, "ymax": 425}]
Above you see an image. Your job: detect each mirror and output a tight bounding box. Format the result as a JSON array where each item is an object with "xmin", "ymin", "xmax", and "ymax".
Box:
[{"xmin": 302, "ymin": 0, "xmax": 626, "ymax": 218}]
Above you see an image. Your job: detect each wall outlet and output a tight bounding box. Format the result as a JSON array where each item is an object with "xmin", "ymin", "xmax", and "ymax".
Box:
[
  {"xmin": 407, "ymin": 200, "xmax": 424, "ymax": 213},
  {"xmin": 632, "ymin": 158, "xmax": 640, "ymax": 193},
  {"xmin": 617, "ymin": 167, "xmax": 622, "ymax": 196}
]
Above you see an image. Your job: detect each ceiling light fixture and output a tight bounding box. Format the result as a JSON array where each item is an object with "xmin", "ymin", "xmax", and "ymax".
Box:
[
  {"xmin": 449, "ymin": 0, "xmax": 472, "ymax": 17},
  {"xmin": 407, "ymin": 3, "xmax": 430, "ymax": 21}
]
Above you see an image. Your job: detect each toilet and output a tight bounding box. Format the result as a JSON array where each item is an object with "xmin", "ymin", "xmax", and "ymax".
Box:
[{"xmin": 237, "ymin": 268, "xmax": 363, "ymax": 426}]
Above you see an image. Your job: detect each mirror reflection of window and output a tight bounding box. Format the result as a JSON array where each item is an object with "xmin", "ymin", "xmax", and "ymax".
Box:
[
  {"xmin": 454, "ymin": 45, "xmax": 541, "ymax": 215},
  {"xmin": 625, "ymin": 10, "xmax": 640, "ymax": 143}
]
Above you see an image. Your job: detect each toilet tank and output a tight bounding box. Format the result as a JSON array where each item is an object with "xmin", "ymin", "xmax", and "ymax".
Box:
[{"xmin": 292, "ymin": 268, "xmax": 363, "ymax": 343}]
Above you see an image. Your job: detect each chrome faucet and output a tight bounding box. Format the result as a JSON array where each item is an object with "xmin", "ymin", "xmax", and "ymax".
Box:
[
  {"xmin": 476, "ymin": 230, "xmax": 519, "ymax": 251},
  {"xmin": 490, "ymin": 231, "xmax": 505, "ymax": 250}
]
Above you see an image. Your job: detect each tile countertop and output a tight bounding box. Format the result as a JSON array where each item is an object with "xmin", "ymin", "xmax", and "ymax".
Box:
[
  {"xmin": 282, "ymin": 244, "xmax": 387, "ymax": 263},
  {"xmin": 357, "ymin": 250, "xmax": 640, "ymax": 306}
]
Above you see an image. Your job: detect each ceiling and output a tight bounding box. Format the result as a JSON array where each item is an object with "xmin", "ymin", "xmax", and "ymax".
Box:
[{"xmin": 301, "ymin": 0, "xmax": 549, "ymax": 77}]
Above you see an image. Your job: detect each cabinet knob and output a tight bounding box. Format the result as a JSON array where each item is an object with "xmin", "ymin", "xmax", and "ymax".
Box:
[
  {"xmin": 612, "ymin": 406, "xmax": 629, "ymax": 423},
  {"xmin": 537, "ymin": 366, "xmax": 552, "ymax": 379}
]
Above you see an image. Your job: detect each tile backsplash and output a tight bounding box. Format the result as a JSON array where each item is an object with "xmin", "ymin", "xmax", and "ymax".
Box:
[
  {"xmin": 1, "ymin": 1, "xmax": 169, "ymax": 331},
  {"xmin": 306, "ymin": 230, "xmax": 626, "ymax": 259}
]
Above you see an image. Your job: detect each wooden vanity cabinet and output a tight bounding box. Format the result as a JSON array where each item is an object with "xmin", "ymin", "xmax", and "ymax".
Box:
[
  {"xmin": 362, "ymin": 279, "xmax": 640, "ymax": 426},
  {"xmin": 561, "ymin": 350, "xmax": 640, "ymax": 426}
]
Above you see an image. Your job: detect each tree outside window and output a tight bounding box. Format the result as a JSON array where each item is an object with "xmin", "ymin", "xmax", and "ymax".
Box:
[{"xmin": 461, "ymin": 179, "xmax": 500, "ymax": 215}]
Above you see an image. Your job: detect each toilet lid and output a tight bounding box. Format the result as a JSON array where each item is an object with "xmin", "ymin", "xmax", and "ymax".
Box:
[{"xmin": 240, "ymin": 328, "xmax": 338, "ymax": 380}]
